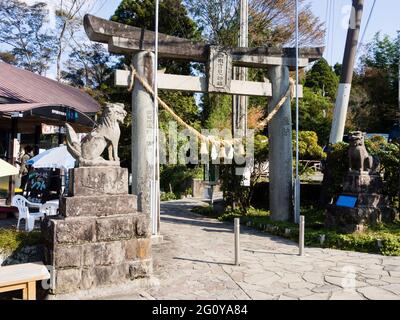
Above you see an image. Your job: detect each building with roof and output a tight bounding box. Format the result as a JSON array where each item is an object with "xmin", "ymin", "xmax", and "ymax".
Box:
[{"xmin": 0, "ymin": 62, "xmax": 100, "ymax": 203}]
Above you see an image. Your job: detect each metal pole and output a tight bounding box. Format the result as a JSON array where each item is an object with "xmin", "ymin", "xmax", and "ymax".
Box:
[
  {"xmin": 329, "ymin": 0, "xmax": 364, "ymax": 144},
  {"xmin": 294, "ymin": 0, "xmax": 300, "ymax": 224},
  {"xmin": 234, "ymin": 218, "xmax": 240, "ymax": 265},
  {"xmin": 152, "ymin": 0, "xmax": 160, "ymax": 235},
  {"xmin": 299, "ymin": 215, "xmax": 305, "ymax": 256}
]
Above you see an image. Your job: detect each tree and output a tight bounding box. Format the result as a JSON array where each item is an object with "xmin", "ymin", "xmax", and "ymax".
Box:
[
  {"xmin": 0, "ymin": 0, "xmax": 57, "ymax": 75},
  {"xmin": 355, "ymin": 32, "xmax": 400, "ymax": 132},
  {"xmin": 294, "ymin": 87, "xmax": 333, "ymax": 145},
  {"xmin": 184, "ymin": 0, "xmax": 239, "ymax": 46},
  {"xmin": 249, "ymin": 0, "xmax": 324, "ymax": 47},
  {"xmin": 293, "ymin": 131, "xmax": 326, "ymax": 160},
  {"xmin": 304, "ymin": 58, "xmax": 339, "ymax": 100},
  {"xmin": 62, "ymin": 43, "xmax": 116, "ymax": 89},
  {"xmin": 54, "ymin": 0, "xmax": 101, "ymax": 81}
]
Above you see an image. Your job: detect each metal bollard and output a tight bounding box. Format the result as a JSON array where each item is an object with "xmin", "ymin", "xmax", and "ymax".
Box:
[
  {"xmin": 234, "ymin": 218, "xmax": 240, "ymax": 265},
  {"xmin": 299, "ymin": 215, "xmax": 305, "ymax": 256}
]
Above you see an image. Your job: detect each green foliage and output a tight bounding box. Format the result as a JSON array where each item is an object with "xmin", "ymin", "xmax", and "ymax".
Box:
[
  {"xmin": 160, "ymin": 192, "xmax": 178, "ymax": 201},
  {"xmin": 293, "ymin": 131, "xmax": 326, "ymax": 160},
  {"xmin": 219, "ymin": 134, "xmax": 269, "ymax": 214},
  {"xmin": 159, "ymin": 91, "xmax": 201, "ymax": 130},
  {"xmin": 184, "ymin": 0, "xmax": 239, "ymax": 46},
  {"xmin": 0, "ymin": 229, "xmax": 42, "ymax": 252},
  {"xmin": 254, "ymin": 134, "xmax": 269, "ymax": 162},
  {"xmin": 294, "ymin": 87, "xmax": 333, "ymax": 144},
  {"xmin": 160, "ymin": 165, "xmax": 202, "ymax": 198},
  {"xmin": 304, "ymin": 58, "xmax": 339, "ymax": 100},
  {"xmin": 349, "ymin": 32, "xmax": 400, "ymax": 133},
  {"xmin": 365, "ymin": 137, "xmax": 400, "ymax": 210},
  {"xmin": 203, "ymin": 94, "xmax": 232, "ymax": 130},
  {"xmin": 324, "ymin": 142, "xmax": 349, "ymax": 201}
]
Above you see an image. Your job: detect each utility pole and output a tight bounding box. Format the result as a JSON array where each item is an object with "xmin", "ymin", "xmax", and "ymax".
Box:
[
  {"xmin": 232, "ymin": 0, "xmax": 248, "ymax": 137},
  {"xmin": 329, "ymin": 0, "xmax": 364, "ymax": 144}
]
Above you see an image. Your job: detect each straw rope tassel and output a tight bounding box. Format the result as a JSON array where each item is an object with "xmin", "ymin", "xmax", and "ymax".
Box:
[{"xmin": 127, "ymin": 65, "xmax": 295, "ymax": 149}]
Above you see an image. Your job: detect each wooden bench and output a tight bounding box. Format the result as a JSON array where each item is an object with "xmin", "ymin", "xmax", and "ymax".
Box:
[{"xmin": 0, "ymin": 262, "xmax": 50, "ymax": 300}]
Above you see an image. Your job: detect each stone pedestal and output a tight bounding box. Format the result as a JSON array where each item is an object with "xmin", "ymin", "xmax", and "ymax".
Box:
[
  {"xmin": 42, "ymin": 167, "xmax": 152, "ymax": 298},
  {"xmin": 326, "ymin": 171, "xmax": 397, "ymax": 233}
]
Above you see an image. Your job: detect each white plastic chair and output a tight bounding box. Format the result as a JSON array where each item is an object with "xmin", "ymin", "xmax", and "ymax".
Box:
[
  {"xmin": 12, "ymin": 195, "xmax": 44, "ymax": 232},
  {"xmin": 39, "ymin": 202, "xmax": 59, "ymax": 217}
]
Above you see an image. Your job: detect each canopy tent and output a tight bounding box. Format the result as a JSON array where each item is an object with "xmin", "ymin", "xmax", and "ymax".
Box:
[
  {"xmin": 0, "ymin": 158, "xmax": 18, "ymax": 178},
  {"xmin": 27, "ymin": 145, "xmax": 75, "ymax": 170}
]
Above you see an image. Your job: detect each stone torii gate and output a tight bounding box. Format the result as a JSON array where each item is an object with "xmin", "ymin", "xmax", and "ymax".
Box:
[{"xmin": 83, "ymin": 14, "xmax": 323, "ymax": 227}]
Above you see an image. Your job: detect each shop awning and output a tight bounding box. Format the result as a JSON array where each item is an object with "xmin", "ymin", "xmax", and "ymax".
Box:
[{"xmin": 0, "ymin": 62, "xmax": 100, "ymax": 131}]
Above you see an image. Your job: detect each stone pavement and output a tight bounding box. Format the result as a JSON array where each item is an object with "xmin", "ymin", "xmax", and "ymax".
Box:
[{"xmin": 106, "ymin": 199, "xmax": 400, "ymax": 300}]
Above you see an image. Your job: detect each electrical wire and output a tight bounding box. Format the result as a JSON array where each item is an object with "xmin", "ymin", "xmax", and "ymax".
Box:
[
  {"xmin": 357, "ymin": 0, "xmax": 377, "ymax": 54},
  {"xmin": 330, "ymin": 0, "xmax": 335, "ymax": 65}
]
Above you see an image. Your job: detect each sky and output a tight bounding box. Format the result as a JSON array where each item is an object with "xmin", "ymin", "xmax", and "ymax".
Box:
[
  {"xmin": 98, "ymin": 0, "xmax": 400, "ymax": 67},
  {"xmin": 307, "ymin": 0, "xmax": 399, "ymax": 66}
]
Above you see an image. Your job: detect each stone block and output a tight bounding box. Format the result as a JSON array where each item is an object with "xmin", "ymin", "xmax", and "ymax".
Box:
[
  {"xmin": 343, "ymin": 172, "xmax": 383, "ymax": 194},
  {"xmin": 54, "ymin": 245, "xmax": 82, "ymax": 268},
  {"xmin": 92, "ymin": 265, "xmax": 126, "ymax": 286},
  {"xmin": 96, "ymin": 216, "xmax": 133, "ymax": 241},
  {"xmin": 54, "ymin": 268, "xmax": 82, "ymax": 294},
  {"xmin": 128, "ymin": 259, "xmax": 153, "ymax": 280},
  {"xmin": 55, "ymin": 218, "xmax": 96, "ymax": 244},
  {"xmin": 80, "ymin": 268, "xmax": 94, "ymax": 290},
  {"xmin": 82, "ymin": 241, "xmax": 126, "ymax": 266},
  {"xmin": 137, "ymin": 238, "xmax": 151, "ymax": 260},
  {"xmin": 102, "ymin": 241, "xmax": 125, "ymax": 265},
  {"xmin": 135, "ymin": 214, "xmax": 151, "ymax": 238},
  {"xmin": 82, "ymin": 243, "xmax": 103, "ymax": 266},
  {"xmin": 124, "ymin": 239, "xmax": 138, "ymax": 260},
  {"xmin": 68, "ymin": 167, "xmax": 128, "ymax": 196},
  {"xmin": 60, "ymin": 194, "xmax": 138, "ymax": 217}
]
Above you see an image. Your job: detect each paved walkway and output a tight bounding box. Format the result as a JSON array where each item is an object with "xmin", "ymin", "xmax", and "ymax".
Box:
[{"xmin": 111, "ymin": 199, "xmax": 400, "ymax": 300}]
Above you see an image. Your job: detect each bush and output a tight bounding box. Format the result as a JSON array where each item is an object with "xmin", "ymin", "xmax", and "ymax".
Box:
[
  {"xmin": 294, "ymin": 131, "xmax": 327, "ymax": 160},
  {"xmin": 0, "ymin": 229, "xmax": 42, "ymax": 252},
  {"xmin": 160, "ymin": 165, "xmax": 203, "ymax": 199},
  {"xmin": 160, "ymin": 192, "xmax": 178, "ymax": 202}
]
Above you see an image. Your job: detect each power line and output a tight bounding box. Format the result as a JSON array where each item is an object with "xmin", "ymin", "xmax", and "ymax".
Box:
[
  {"xmin": 330, "ymin": 0, "xmax": 335, "ymax": 65},
  {"xmin": 357, "ymin": 0, "xmax": 377, "ymax": 54},
  {"xmin": 324, "ymin": 0, "xmax": 330, "ymax": 50}
]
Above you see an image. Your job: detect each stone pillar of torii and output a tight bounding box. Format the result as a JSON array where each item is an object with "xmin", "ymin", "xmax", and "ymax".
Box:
[{"xmin": 83, "ymin": 14, "xmax": 323, "ymax": 232}]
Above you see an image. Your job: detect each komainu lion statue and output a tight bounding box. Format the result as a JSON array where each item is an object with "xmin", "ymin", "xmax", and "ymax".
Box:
[
  {"xmin": 348, "ymin": 131, "xmax": 379, "ymax": 173},
  {"xmin": 66, "ymin": 103, "xmax": 127, "ymax": 167}
]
